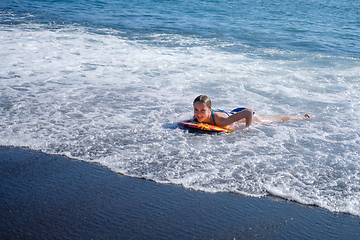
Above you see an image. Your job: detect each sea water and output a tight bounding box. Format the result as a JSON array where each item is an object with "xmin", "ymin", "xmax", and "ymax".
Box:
[{"xmin": 1, "ymin": 0, "xmax": 359, "ymax": 216}]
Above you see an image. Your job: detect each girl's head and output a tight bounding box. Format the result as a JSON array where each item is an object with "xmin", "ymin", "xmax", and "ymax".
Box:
[
  {"xmin": 193, "ymin": 95, "xmax": 212, "ymax": 122},
  {"xmin": 193, "ymin": 95, "xmax": 212, "ymax": 109}
]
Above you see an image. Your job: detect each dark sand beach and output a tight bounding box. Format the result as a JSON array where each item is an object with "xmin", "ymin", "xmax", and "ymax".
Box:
[{"xmin": 1, "ymin": 146, "xmax": 359, "ymax": 239}]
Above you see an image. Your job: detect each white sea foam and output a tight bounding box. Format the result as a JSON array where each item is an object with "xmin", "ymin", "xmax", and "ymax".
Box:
[{"xmin": 1, "ymin": 23, "xmax": 360, "ymax": 216}]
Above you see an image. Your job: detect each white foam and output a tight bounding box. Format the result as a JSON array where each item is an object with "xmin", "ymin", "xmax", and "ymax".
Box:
[{"xmin": 1, "ymin": 23, "xmax": 360, "ymax": 216}]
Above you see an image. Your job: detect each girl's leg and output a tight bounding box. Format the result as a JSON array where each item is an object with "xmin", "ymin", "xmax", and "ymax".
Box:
[
  {"xmin": 255, "ymin": 114, "xmax": 310, "ymax": 123},
  {"xmin": 252, "ymin": 114, "xmax": 263, "ymax": 123},
  {"xmin": 280, "ymin": 114, "xmax": 311, "ymax": 121}
]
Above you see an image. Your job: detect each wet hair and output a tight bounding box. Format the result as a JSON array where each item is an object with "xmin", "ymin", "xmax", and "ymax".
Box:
[{"xmin": 193, "ymin": 95, "xmax": 212, "ymax": 109}]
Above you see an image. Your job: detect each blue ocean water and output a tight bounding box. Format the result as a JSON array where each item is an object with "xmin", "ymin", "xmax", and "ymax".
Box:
[{"xmin": 1, "ymin": 0, "xmax": 360, "ymax": 216}]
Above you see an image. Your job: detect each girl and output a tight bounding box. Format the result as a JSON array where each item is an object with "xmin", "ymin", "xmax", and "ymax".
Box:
[{"xmin": 193, "ymin": 95, "xmax": 310, "ymax": 128}]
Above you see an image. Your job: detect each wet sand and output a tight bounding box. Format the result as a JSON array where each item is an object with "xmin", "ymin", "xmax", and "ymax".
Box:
[{"xmin": 1, "ymin": 146, "xmax": 359, "ymax": 239}]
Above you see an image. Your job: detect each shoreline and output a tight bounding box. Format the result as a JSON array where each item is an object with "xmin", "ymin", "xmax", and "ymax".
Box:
[{"xmin": 1, "ymin": 146, "xmax": 359, "ymax": 239}]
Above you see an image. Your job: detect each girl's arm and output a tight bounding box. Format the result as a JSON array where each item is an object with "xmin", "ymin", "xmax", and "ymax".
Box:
[{"xmin": 215, "ymin": 108, "xmax": 253, "ymax": 127}]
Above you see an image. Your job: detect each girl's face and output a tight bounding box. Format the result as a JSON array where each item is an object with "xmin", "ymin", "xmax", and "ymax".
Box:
[{"xmin": 193, "ymin": 101, "xmax": 211, "ymax": 123}]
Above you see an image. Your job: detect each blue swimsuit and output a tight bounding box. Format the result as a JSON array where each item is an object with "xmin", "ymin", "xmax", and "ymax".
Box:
[{"xmin": 211, "ymin": 108, "xmax": 255, "ymax": 125}]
